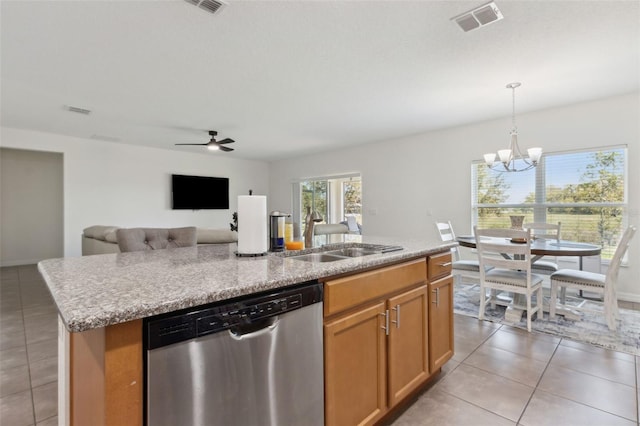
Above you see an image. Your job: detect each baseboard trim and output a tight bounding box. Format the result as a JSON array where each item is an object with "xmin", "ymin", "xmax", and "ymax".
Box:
[
  {"xmin": 617, "ymin": 291, "xmax": 640, "ymax": 303},
  {"xmin": 0, "ymin": 258, "xmax": 46, "ymax": 267}
]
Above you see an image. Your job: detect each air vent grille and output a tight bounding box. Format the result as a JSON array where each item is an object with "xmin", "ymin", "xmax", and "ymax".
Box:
[
  {"xmin": 90, "ymin": 134, "xmax": 120, "ymax": 142},
  {"xmin": 183, "ymin": 0, "xmax": 227, "ymax": 15},
  {"xmin": 451, "ymin": 1, "xmax": 503, "ymax": 32},
  {"xmin": 64, "ymin": 105, "xmax": 92, "ymax": 115}
]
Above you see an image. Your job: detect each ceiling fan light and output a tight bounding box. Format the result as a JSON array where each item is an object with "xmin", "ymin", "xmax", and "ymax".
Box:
[{"xmin": 207, "ymin": 145, "xmax": 219, "ymax": 151}]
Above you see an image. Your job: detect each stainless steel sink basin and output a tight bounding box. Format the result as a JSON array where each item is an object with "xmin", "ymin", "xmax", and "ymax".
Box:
[
  {"xmin": 324, "ymin": 248, "xmax": 379, "ymax": 257},
  {"xmin": 288, "ymin": 253, "xmax": 349, "ymax": 263},
  {"xmin": 286, "ymin": 243, "xmax": 402, "ymax": 263}
]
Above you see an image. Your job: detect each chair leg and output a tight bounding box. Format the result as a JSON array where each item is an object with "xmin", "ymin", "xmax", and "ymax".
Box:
[
  {"xmin": 536, "ymin": 286, "xmax": 543, "ymax": 320},
  {"xmin": 549, "ymin": 281, "xmax": 558, "ymax": 319},
  {"xmin": 604, "ymin": 291, "xmax": 616, "ymax": 331},
  {"xmin": 526, "ymin": 292, "xmax": 532, "ymax": 332},
  {"xmin": 479, "ymin": 284, "xmax": 487, "ymax": 320}
]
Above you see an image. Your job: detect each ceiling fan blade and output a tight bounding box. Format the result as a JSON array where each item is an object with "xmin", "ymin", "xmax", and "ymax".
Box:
[
  {"xmin": 219, "ymin": 145, "xmax": 234, "ymax": 152},
  {"xmin": 217, "ymin": 138, "xmax": 235, "ymax": 145},
  {"xmin": 175, "ymin": 143, "xmax": 209, "ymax": 146}
]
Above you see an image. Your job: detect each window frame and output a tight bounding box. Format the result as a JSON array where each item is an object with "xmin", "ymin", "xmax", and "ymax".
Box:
[{"xmin": 471, "ymin": 145, "xmax": 628, "ymax": 264}]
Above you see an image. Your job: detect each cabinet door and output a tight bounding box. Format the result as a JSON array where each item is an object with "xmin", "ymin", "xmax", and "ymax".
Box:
[
  {"xmin": 387, "ymin": 284, "xmax": 430, "ymax": 407},
  {"xmin": 325, "ymin": 301, "xmax": 387, "ymax": 426},
  {"xmin": 429, "ymin": 275, "xmax": 454, "ymax": 372}
]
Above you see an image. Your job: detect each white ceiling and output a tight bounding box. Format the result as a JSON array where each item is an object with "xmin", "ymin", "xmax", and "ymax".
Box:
[{"xmin": 1, "ymin": 0, "xmax": 638, "ymax": 161}]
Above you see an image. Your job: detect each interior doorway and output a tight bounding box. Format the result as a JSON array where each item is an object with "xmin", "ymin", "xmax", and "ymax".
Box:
[{"xmin": 1, "ymin": 148, "xmax": 64, "ymax": 266}]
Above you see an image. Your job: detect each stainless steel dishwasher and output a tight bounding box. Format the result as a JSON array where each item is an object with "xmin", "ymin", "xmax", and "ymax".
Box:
[{"xmin": 145, "ymin": 281, "xmax": 323, "ymax": 426}]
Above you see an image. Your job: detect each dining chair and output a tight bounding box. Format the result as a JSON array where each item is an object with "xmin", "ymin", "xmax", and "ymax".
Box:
[
  {"xmin": 549, "ymin": 225, "xmax": 636, "ymax": 331},
  {"xmin": 116, "ymin": 227, "xmax": 197, "ymax": 252},
  {"xmin": 523, "ymin": 222, "xmax": 561, "ymax": 275},
  {"xmin": 435, "ymin": 221, "xmax": 487, "ymax": 284},
  {"xmin": 475, "ymin": 226, "xmax": 544, "ymax": 332}
]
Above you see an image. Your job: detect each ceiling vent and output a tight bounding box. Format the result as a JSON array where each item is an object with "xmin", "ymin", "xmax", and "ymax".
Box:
[
  {"xmin": 451, "ymin": 1, "xmax": 504, "ymax": 32},
  {"xmin": 91, "ymin": 134, "xmax": 120, "ymax": 142},
  {"xmin": 184, "ymin": 0, "xmax": 227, "ymax": 15},
  {"xmin": 64, "ymin": 105, "xmax": 91, "ymax": 115}
]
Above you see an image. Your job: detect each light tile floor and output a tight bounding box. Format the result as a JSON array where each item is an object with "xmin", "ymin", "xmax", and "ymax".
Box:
[
  {"xmin": 1, "ymin": 265, "xmax": 58, "ymax": 426},
  {"xmin": 391, "ymin": 315, "xmax": 640, "ymax": 426},
  {"xmin": 1, "ymin": 265, "xmax": 639, "ymax": 426}
]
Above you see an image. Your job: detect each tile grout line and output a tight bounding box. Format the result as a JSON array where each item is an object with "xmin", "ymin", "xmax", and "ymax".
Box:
[
  {"xmin": 515, "ymin": 333, "xmax": 561, "ymax": 425},
  {"xmin": 12, "ymin": 266, "xmax": 38, "ymax": 425}
]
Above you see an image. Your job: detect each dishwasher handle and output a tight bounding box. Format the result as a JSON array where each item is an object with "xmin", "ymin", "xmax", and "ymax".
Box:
[{"xmin": 229, "ymin": 316, "xmax": 278, "ymax": 340}]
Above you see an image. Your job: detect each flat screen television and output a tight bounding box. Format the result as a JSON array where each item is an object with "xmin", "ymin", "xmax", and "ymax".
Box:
[{"xmin": 171, "ymin": 174, "xmax": 229, "ymax": 210}]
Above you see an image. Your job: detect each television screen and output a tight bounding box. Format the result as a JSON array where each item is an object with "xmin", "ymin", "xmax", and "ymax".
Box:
[{"xmin": 171, "ymin": 174, "xmax": 229, "ymax": 210}]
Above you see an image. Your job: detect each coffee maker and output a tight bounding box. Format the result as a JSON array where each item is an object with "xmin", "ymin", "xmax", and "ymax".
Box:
[{"xmin": 269, "ymin": 211, "xmax": 290, "ymax": 252}]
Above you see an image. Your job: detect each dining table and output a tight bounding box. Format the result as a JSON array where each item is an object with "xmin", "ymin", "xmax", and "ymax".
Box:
[{"xmin": 455, "ymin": 235, "xmax": 602, "ymax": 322}]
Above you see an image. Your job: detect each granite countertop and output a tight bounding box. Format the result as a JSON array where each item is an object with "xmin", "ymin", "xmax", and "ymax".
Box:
[{"xmin": 38, "ymin": 235, "xmax": 455, "ymax": 333}]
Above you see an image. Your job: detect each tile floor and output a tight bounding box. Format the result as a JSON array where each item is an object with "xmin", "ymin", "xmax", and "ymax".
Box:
[
  {"xmin": 1, "ymin": 265, "xmax": 639, "ymax": 426},
  {"xmin": 391, "ymin": 315, "xmax": 640, "ymax": 426},
  {"xmin": 1, "ymin": 265, "xmax": 58, "ymax": 426}
]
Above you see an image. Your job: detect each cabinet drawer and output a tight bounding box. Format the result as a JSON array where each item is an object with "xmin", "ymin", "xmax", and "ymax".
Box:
[
  {"xmin": 324, "ymin": 258, "xmax": 427, "ymax": 317},
  {"xmin": 427, "ymin": 252, "xmax": 452, "ymax": 281}
]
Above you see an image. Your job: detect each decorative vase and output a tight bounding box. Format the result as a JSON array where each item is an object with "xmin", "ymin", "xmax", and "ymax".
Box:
[
  {"xmin": 509, "ymin": 215, "xmax": 525, "ymax": 230},
  {"xmin": 509, "ymin": 215, "xmax": 526, "ymax": 243}
]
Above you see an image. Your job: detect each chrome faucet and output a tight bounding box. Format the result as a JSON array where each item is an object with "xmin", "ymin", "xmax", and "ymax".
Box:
[{"xmin": 304, "ymin": 207, "xmax": 323, "ymax": 248}]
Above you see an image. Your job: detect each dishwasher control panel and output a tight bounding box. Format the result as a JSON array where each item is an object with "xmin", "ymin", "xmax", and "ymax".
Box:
[{"xmin": 146, "ymin": 281, "xmax": 322, "ymax": 350}]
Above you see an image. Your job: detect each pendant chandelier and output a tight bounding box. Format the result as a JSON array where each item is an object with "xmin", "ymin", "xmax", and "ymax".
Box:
[{"xmin": 484, "ymin": 82, "xmax": 542, "ymax": 172}]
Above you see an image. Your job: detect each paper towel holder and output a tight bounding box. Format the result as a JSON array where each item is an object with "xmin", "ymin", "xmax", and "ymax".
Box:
[{"xmin": 235, "ymin": 191, "xmax": 269, "ymax": 257}]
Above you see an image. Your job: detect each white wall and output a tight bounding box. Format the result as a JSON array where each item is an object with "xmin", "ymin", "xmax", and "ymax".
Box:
[
  {"xmin": 1, "ymin": 148, "xmax": 64, "ymax": 266},
  {"xmin": 0, "ymin": 127, "xmax": 269, "ymax": 258},
  {"xmin": 269, "ymin": 93, "xmax": 640, "ymax": 301}
]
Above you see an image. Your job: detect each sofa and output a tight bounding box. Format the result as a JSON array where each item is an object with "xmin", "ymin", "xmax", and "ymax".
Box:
[{"xmin": 81, "ymin": 225, "xmax": 238, "ymax": 256}]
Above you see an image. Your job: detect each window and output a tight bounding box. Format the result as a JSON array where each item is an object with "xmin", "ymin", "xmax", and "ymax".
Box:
[
  {"xmin": 472, "ymin": 146, "xmax": 627, "ymax": 259},
  {"xmin": 292, "ymin": 174, "xmax": 362, "ymax": 235}
]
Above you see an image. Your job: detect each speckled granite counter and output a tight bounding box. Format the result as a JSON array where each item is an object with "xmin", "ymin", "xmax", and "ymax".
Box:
[{"xmin": 38, "ymin": 236, "xmax": 455, "ymax": 332}]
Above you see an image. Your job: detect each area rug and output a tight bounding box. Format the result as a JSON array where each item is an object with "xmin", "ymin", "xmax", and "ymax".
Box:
[{"xmin": 454, "ymin": 283, "xmax": 640, "ymax": 356}]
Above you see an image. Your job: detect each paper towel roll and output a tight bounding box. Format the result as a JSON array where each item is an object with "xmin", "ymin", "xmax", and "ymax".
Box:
[{"xmin": 237, "ymin": 195, "xmax": 268, "ymax": 255}]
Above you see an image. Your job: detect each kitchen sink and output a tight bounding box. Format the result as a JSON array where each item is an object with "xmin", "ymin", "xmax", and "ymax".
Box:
[
  {"xmin": 286, "ymin": 243, "xmax": 403, "ymax": 263},
  {"xmin": 324, "ymin": 248, "xmax": 379, "ymax": 257},
  {"xmin": 288, "ymin": 253, "xmax": 350, "ymax": 263}
]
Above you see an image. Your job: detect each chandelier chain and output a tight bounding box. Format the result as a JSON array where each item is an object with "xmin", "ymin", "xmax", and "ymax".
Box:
[{"xmin": 511, "ymin": 85, "xmax": 517, "ymax": 131}]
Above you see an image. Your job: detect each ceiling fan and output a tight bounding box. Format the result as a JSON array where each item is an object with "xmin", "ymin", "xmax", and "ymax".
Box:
[{"xmin": 175, "ymin": 130, "xmax": 235, "ymax": 152}]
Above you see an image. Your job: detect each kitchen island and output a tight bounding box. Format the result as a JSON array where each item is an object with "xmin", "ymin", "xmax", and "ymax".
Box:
[{"xmin": 38, "ymin": 235, "xmax": 456, "ymax": 426}]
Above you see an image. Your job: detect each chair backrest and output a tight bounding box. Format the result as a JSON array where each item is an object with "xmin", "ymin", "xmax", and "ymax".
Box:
[
  {"xmin": 523, "ymin": 222, "xmax": 561, "ymax": 241},
  {"xmin": 474, "ymin": 227, "xmax": 533, "ymax": 275},
  {"xmin": 435, "ymin": 221, "xmax": 460, "ymax": 261},
  {"xmin": 605, "ymin": 226, "xmax": 637, "ymax": 295},
  {"xmin": 116, "ymin": 227, "xmax": 197, "ymax": 253}
]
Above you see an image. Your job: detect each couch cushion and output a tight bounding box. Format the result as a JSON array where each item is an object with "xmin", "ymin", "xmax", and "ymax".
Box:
[
  {"xmin": 197, "ymin": 228, "xmax": 238, "ymax": 244},
  {"xmin": 313, "ymin": 224, "xmax": 349, "ymax": 235},
  {"xmin": 83, "ymin": 225, "xmax": 120, "ymax": 241},
  {"xmin": 104, "ymin": 229, "xmax": 119, "ymax": 243},
  {"xmin": 116, "ymin": 227, "xmax": 197, "ymax": 252}
]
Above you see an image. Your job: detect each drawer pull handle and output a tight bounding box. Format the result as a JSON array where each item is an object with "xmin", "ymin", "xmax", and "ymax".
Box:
[
  {"xmin": 391, "ymin": 304, "xmax": 400, "ymax": 329},
  {"xmin": 380, "ymin": 310, "xmax": 389, "ymax": 335},
  {"xmin": 432, "ymin": 288, "xmax": 440, "ymax": 307},
  {"xmin": 438, "ymin": 262, "xmax": 452, "ymax": 267}
]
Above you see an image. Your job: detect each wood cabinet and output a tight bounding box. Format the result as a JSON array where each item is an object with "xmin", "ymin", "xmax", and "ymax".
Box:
[
  {"xmin": 427, "ymin": 251, "xmax": 454, "ymax": 373},
  {"xmin": 387, "ymin": 285, "xmax": 429, "ymax": 407},
  {"xmin": 324, "ymin": 259, "xmax": 429, "ymax": 426},
  {"xmin": 428, "ymin": 275, "xmax": 454, "ymax": 372},
  {"xmin": 324, "ymin": 253, "xmax": 454, "ymax": 426},
  {"xmin": 324, "ymin": 301, "xmax": 388, "ymax": 426}
]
